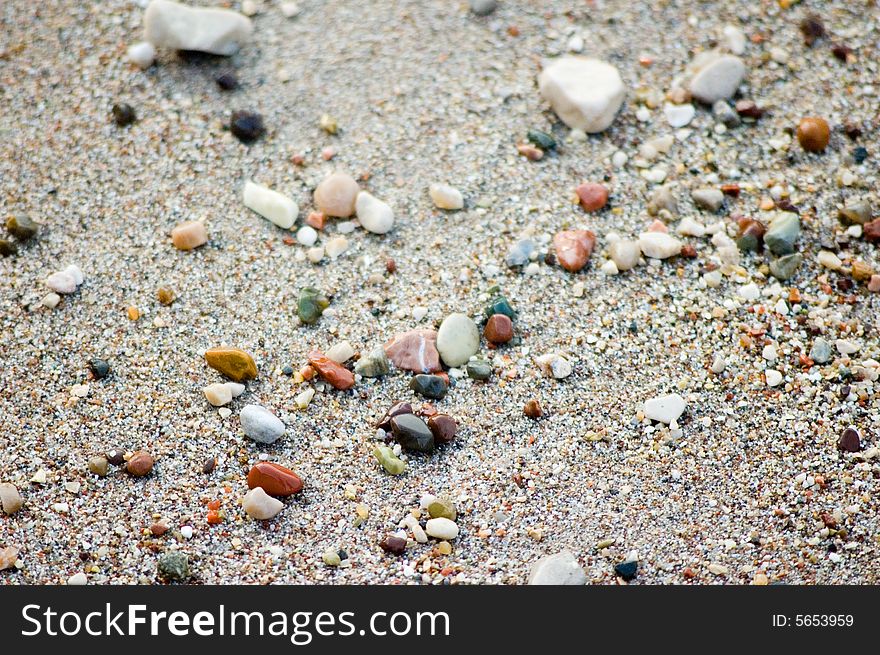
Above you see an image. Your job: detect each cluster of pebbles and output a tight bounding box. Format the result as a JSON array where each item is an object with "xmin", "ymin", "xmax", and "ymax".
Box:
[{"xmin": 2, "ymin": 0, "xmax": 879, "ymax": 585}]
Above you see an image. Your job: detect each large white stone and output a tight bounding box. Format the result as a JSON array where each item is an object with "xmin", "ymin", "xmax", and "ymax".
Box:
[
  {"xmin": 528, "ymin": 551, "xmax": 587, "ymax": 585},
  {"xmin": 643, "ymin": 393, "xmax": 686, "ymax": 424},
  {"xmin": 608, "ymin": 239, "xmax": 641, "ymax": 271},
  {"xmin": 240, "ymin": 405, "xmax": 285, "ymax": 444},
  {"xmin": 242, "ymin": 487, "xmax": 284, "ymax": 520},
  {"xmin": 638, "ymin": 232, "xmax": 682, "ymax": 259},
  {"xmin": 688, "ymin": 53, "xmax": 746, "ymax": 104},
  {"xmin": 538, "ymin": 57, "xmax": 625, "ymax": 133},
  {"xmin": 243, "ymin": 181, "xmax": 298, "ymax": 229},
  {"xmin": 355, "ymin": 191, "xmax": 394, "ymax": 234},
  {"xmin": 143, "ymin": 0, "xmax": 253, "ymax": 56},
  {"xmin": 436, "ymin": 313, "xmax": 480, "ymax": 367}
]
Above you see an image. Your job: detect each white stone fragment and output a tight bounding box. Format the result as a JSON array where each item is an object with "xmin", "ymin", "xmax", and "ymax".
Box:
[
  {"xmin": 765, "ymin": 370, "xmax": 783, "ymax": 387},
  {"xmin": 67, "ymin": 572, "xmax": 88, "ymax": 586},
  {"xmin": 355, "ymin": 191, "xmax": 394, "ymax": 234},
  {"xmin": 429, "ymin": 183, "xmax": 464, "ymax": 210},
  {"xmin": 240, "ymin": 405, "xmax": 285, "ymax": 444},
  {"xmin": 143, "ymin": 0, "xmax": 252, "ymax": 56},
  {"xmin": 664, "ymin": 103, "xmax": 695, "ymax": 128},
  {"xmin": 643, "ymin": 393, "xmax": 686, "ymax": 424},
  {"xmin": 608, "ymin": 239, "xmax": 641, "ymax": 271},
  {"xmin": 326, "ymin": 340, "xmax": 355, "ymax": 364},
  {"xmin": 243, "ymin": 181, "xmax": 298, "ymax": 229},
  {"xmin": 127, "ymin": 41, "xmax": 156, "ymax": 69},
  {"xmin": 528, "ymin": 551, "xmax": 587, "ymax": 585},
  {"xmin": 688, "ymin": 53, "xmax": 746, "ymax": 103},
  {"xmin": 242, "ymin": 487, "xmax": 284, "ymax": 520},
  {"xmin": 638, "ymin": 232, "xmax": 682, "ymax": 259},
  {"xmin": 538, "ymin": 57, "xmax": 626, "ymax": 133},
  {"xmin": 677, "ymin": 216, "xmax": 706, "ymax": 237},
  {"xmin": 536, "ymin": 353, "xmax": 573, "ymax": 379},
  {"xmin": 425, "ymin": 517, "xmax": 459, "ymax": 540}
]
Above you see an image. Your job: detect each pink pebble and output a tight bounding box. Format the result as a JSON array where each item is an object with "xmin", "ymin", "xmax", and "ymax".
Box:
[
  {"xmin": 869, "ymin": 274, "xmax": 880, "ymax": 292},
  {"xmin": 575, "ymin": 183, "xmax": 609, "ymax": 212},
  {"xmin": 646, "ymin": 219, "xmax": 668, "ymax": 233}
]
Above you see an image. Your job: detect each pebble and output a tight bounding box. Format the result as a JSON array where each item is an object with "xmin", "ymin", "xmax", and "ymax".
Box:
[
  {"xmin": 326, "ymin": 341, "xmax": 355, "ymax": 364},
  {"xmin": 427, "ymin": 498, "xmax": 456, "ymax": 520},
  {"xmin": 764, "ymin": 212, "xmax": 800, "ymax": 255},
  {"xmin": 765, "ymin": 370, "xmax": 783, "ymax": 387},
  {"xmin": 391, "ymin": 414, "xmax": 435, "ymax": 452},
  {"xmin": 692, "ymin": 187, "xmax": 724, "ymax": 212},
  {"xmin": 354, "ymin": 346, "xmax": 390, "ymax": 377},
  {"xmin": 384, "ymin": 329, "xmax": 441, "ymax": 373},
  {"xmin": 87, "ymin": 456, "xmax": 109, "ymax": 477},
  {"xmin": 688, "ymin": 53, "xmax": 746, "ymax": 103},
  {"xmin": 769, "ymin": 253, "xmax": 802, "ymax": 281},
  {"xmin": 280, "ymin": 2, "xmax": 300, "ymax": 18},
  {"xmin": 45, "ymin": 265, "xmax": 84, "ymax": 294},
  {"xmin": 427, "ymin": 414, "xmax": 457, "ymax": 444},
  {"xmin": 308, "ymin": 351, "xmax": 355, "ymax": 390},
  {"xmin": 157, "ymin": 551, "xmax": 190, "ymax": 581},
  {"xmin": 143, "ymin": 0, "xmax": 252, "ymax": 56},
  {"xmin": 538, "ymin": 57, "xmax": 626, "ymax": 132},
  {"xmin": 469, "ymin": 0, "xmax": 497, "ymax": 16},
  {"xmin": 527, "ymin": 129, "xmax": 556, "ymax": 150},
  {"xmin": 429, "ymin": 184, "xmax": 464, "ymax": 210},
  {"xmin": 638, "ymin": 232, "xmax": 682, "ymax": 259},
  {"xmin": 297, "ymin": 286, "xmax": 329, "ymax": 324},
  {"xmin": 296, "ymin": 225, "xmax": 317, "ymax": 246},
  {"xmin": 126, "ymin": 451, "xmax": 154, "ymax": 477},
  {"xmin": 484, "ymin": 294, "xmax": 517, "ymax": 320},
  {"xmin": 373, "ymin": 445, "xmax": 406, "ymax": 475},
  {"xmin": 0, "ymin": 547, "xmax": 19, "ymax": 571},
  {"xmin": 240, "ymin": 405, "xmax": 285, "ymax": 444},
  {"xmin": 314, "ymin": 172, "xmax": 359, "ymax": 218},
  {"xmin": 505, "ymin": 238, "xmax": 535, "ymax": 267},
  {"xmin": 243, "ymin": 181, "xmax": 298, "ymax": 229},
  {"xmin": 643, "ymin": 393, "xmax": 686, "ymax": 424},
  {"xmin": 554, "ymin": 229, "xmax": 596, "ymax": 272},
  {"xmin": 215, "ymin": 72, "xmax": 239, "ymax": 91},
  {"xmin": 67, "ymin": 572, "xmax": 88, "ymax": 586},
  {"xmin": 127, "ymin": 41, "xmax": 156, "ymax": 69},
  {"xmin": 528, "ymin": 551, "xmax": 587, "ymax": 585},
  {"xmin": 380, "ymin": 535, "xmax": 407, "ymax": 554},
  {"xmin": 322, "ymin": 548, "xmax": 341, "ymax": 567},
  {"xmin": 203, "ymin": 382, "xmax": 245, "ymax": 407},
  {"xmin": 838, "ymin": 427, "xmax": 861, "ymax": 453},
  {"xmin": 230, "ymin": 111, "xmax": 265, "ymax": 143},
  {"xmin": 664, "ymin": 102, "xmax": 695, "ymax": 128},
  {"xmin": 710, "ymin": 355, "xmax": 726, "ymax": 374},
  {"xmin": 171, "ymin": 220, "xmax": 207, "ymax": 251},
  {"xmin": 0, "ymin": 239, "xmax": 16, "ymax": 257},
  {"xmin": 436, "ymin": 313, "xmax": 480, "ymax": 367},
  {"xmin": 608, "ymin": 239, "xmax": 641, "ymax": 271},
  {"xmin": 6, "ymin": 213, "xmax": 39, "ymax": 240},
  {"xmin": 614, "ymin": 560, "xmax": 638, "ymax": 581},
  {"xmin": 736, "ymin": 218, "xmax": 766, "ymax": 252},
  {"xmin": 524, "ymin": 398, "xmax": 543, "ymax": 418},
  {"xmin": 355, "ymin": 191, "xmax": 394, "ymax": 234},
  {"xmin": 112, "ymin": 103, "xmax": 136, "ymax": 127},
  {"xmin": 0, "ymin": 483, "xmax": 23, "ymax": 515},
  {"xmin": 484, "ymin": 314, "xmax": 513, "ymax": 344},
  {"xmin": 722, "ymin": 24, "xmax": 746, "ymax": 55},
  {"xmin": 242, "ymin": 487, "xmax": 284, "ymax": 520},
  {"xmin": 466, "ymin": 358, "xmax": 492, "ymax": 380},
  {"xmin": 410, "ymin": 374, "xmax": 448, "ymax": 400},
  {"xmin": 536, "ymin": 353, "xmax": 573, "ymax": 379},
  {"xmin": 247, "ymin": 462, "xmax": 303, "ymax": 496},
  {"xmin": 294, "ymin": 387, "xmax": 315, "ymax": 409},
  {"xmin": 575, "ymin": 183, "xmax": 609, "ymax": 212},
  {"xmin": 204, "ymin": 347, "xmax": 257, "ymax": 381},
  {"xmin": 797, "ymin": 117, "xmax": 830, "ymax": 152},
  {"xmin": 425, "ymin": 517, "xmax": 459, "ymax": 540},
  {"xmin": 838, "ymin": 200, "xmax": 872, "ymax": 226},
  {"xmin": 712, "ymin": 99, "xmax": 741, "ymax": 127},
  {"xmin": 677, "ymin": 216, "xmax": 706, "ymax": 237}
]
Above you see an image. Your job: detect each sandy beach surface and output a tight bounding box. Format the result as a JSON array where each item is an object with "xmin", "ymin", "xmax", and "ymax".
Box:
[{"xmin": 1, "ymin": 0, "xmax": 879, "ymax": 584}]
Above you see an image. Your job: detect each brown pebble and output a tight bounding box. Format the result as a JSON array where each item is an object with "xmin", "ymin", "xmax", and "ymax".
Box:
[
  {"xmin": 0, "ymin": 483, "xmax": 23, "ymax": 515},
  {"xmin": 799, "ymin": 14, "xmax": 825, "ymax": 46},
  {"xmin": 680, "ymin": 244, "xmax": 697, "ymax": 258},
  {"xmin": 150, "ymin": 522, "xmax": 169, "ymax": 536},
  {"xmin": 204, "ymin": 347, "xmax": 258, "ymax": 382},
  {"xmin": 171, "ymin": 220, "xmax": 208, "ymax": 251},
  {"xmin": 524, "ymin": 399, "xmax": 543, "ymax": 419},
  {"xmin": 863, "ymin": 218, "xmax": 880, "ymax": 243},
  {"xmin": 575, "ymin": 183, "xmax": 609, "ymax": 212},
  {"xmin": 484, "ymin": 314, "xmax": 514, "ymax": 344},
  {"xmin": 126, "ymin": 451, "xmax": 154, "ymax": 477},
  {"xmin": 307, "ymin": 351, "xmax": 355, "ymax": 390},
  {"xmin": 376, "ymin": 401, "xmax": 414, "ymax": 432},
  {"xmin": 427, "ymin": 414, "xmax": 457, "ymax": 444},
  {"xmin": 838, "ymin": 427, "xmax": 861, "ymax": 452},
  {"xmin": 105, "ymin": 449, "xmax": 126, "ymax": 466},
  {"xmin": 156, "ymin": 286, "xmax": 175, "ymax": 306},
  {"xmin": 379, "ymin": 535, "xmax": 407, "ymax": 555},
  {"xmin": 385, "ymin": 258, "xmax": 397, "ymax": 274},
  {"xmin": 796, "ymin": 117, "xmax": 830, "ymax": 152},
  {"xmin": 734, "ymin": 100, "xmax": 763, "ymax": 119},
  {"xmin": 517, "ymin": 144, "xmax": 543, "ymax": 161},
  {"xmin": 202, "ymin": 457, "xmax": 216, "ymax": 474}
]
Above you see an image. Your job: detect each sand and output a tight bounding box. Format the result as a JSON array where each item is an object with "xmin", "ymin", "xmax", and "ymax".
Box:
[{"xmin": 1, "ymin": 0, "xmax": 878, "ymax": 585}]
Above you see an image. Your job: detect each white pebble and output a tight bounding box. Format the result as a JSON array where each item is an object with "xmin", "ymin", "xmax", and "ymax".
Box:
[
  {"xmin": 326, "ymin": 340, "xmax": 355, "ymax": 363},
  {"xmin": 765, "ymin": 370, "xmax": 783, "ymax": 387},
  {"xmin": 538, "ymin": 57, "xmax": 626, "ymax": 133},
  {"xmin": 425, "ymin": 517, "xmax": 459, "ymax": 540},
  {"xmin": 296, "ymin": 225, "xmax": 318, "ymax": 246},
  {"xmin": 355, "ymin": 191, "xmax": 394, "ymax": 234},
  {"xmin": 127, "ymin": 41, "xmax": 156, "ymax": 69},
  {"xmin": 242, "ymin": 487, "xmax": 284, "ymax": 520},
  {"xmin": 429, "ymin": 184, "xmax": 464, "ymax": 210},
  {"xmin": 243, "ymin": 181, "xmax": 298, "ymax": 229},
  {"xmin": 643, "ymin": 393, "xmax": 686, "ymax": 424},
  {"xmin": 664, "ymin": 103, "xmax": 695, "ymax": 128}
]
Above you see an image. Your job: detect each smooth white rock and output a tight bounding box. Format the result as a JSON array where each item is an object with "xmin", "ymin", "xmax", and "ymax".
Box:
[
  {"xmin": 429, "ymin": 183, "xmax": 464, "ymax": 210},
  {"xmin": 280, "ymin": 2, "xmax": 300, "ymax": 18},
  {"xmin": 127, "ymin": 41, "xmax": 156, "ymax": 69},
  {"xmin": 143, "ymin": 0, "xmax": 252, "ymax": 56},
  {"xmin": 643, "ymin": 393, "xmax": 686, "ymax": 424},
  {"xmin": 710, "ymin": 355, "xmax": 726, "ymax": 374},
  {"xmin": 240, "ymin": 404, "xmax": 285, "ymax": 444},
  {"xmin": 46, "ymin": 265, "xmax": 83, "ymax": 294},
  {"xmin": 203, "ymin": 383, "xmax": 233, "ymax": 407},
  {"xmin": 355, "ymin": 191, "xmax": 394, "ymax": 234},
  {"xmin": 722, "ymin": 25, "xmax": 746, "ymax": 55},
  {"xmin": 688, "ymin": 53, "xmax": 746, "ymax": 103},
  {"xmin": 600, "ymin": 259, "xmax": 619, "ymax": 275},
  {"xmin": 326, "ymin": 340, "xmax": 355, "ymax": 364},
  {"xmin": 677, "ymin": 216, "xmax": 706, "ymax": 237},
  {"xmin": 242, "ymin": 487, "xmax": 284, "ymax": 520},
  {"xmin": 436, "ymin": 313, "xmax": 480, "ymax": 367},
  {"xmin": 766, "ymin": 370, "xmax": 783, "ymax": 387},
  {"xmin": 425, "ymin": 517, "xmax": 459, "ymax": 540},
  {"xmin": 528, "ymin": 551, "xmax": 587, "ymax": 585},
  {"xmin": 296, "ymin": 225, "xmax": 317, "ymax": 246},
  {"xmin": 538, "ymin": 57, "xmax": 626, "ymax": 133},
  {"xmin": 664, "ymin": 103, "xmax": 695, "ymax": 128},
  {"xmin": 608, "ymin": 239, "xmax": 641, "ymax": 271},
  {"xmin": 67, "ymin": 572, "xmax": 88, "ymax": 586},
  {"xmin": 243, "ymin": 180, "xmax": 298, "ymax": 229},
  {"xmin": 638, "ymin": 232, "xmax": 682, "ymax": 259},
  {"xmin": 739, "ymin": 283, "xmax": 760, "ymax": 301}
]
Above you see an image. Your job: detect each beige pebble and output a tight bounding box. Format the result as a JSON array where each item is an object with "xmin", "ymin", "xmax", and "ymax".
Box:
[
  {"xmin": 171, "ymin": 220, "xmax": 208, "ymax": 250},
  {"xmin": 242, "ymin": 486, "xmax": 284, "ymax": 519},
  {"xmin": 0, "ymin": 483, "xmax": 23, "ymax": 515},
  {"xmin": 314, "ymin": 172, "xmax": 359, "ymax": 217}
]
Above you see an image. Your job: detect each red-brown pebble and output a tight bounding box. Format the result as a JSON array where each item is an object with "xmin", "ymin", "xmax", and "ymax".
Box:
[
  {"xmin": 524, "ymin": 399, "xmax": 543, "ymax": 419},
  {"xmin": 380, "ymin": 535, "xmax": 407, "ymax": 555},
  {"xmin": 838, "ymin": 427, "xmax": 861, "ymax": 452},
  {"xmin": 126, "ymin": 451, "xmax": 154, "ymax": 477},
  {"xmin": 575, "ymin": 183, "xmax": 609, "ymax": 212},
  {"xmin": 427, "ymin": 414, "xmax": 457, "ymax": 444},
  {"xmin": 553, "ymin": 229, "xmax": 596, "ymax": 273},
  {"xmin": 863, "ymin": 218, "xmax": 880, "ymax": 243},
  {"xmin": 307, "ymin": 351, "xmax": 355, "ymax": 390},
  {"xmin": 247, "ymin": 462, "xmax": 304, "ymax": 496},
  {"xmin": 796, "ymin": 117, "xmax": 830, "ymax": 152},
  {"xmin": 484, "ymin": 314, "xmax": 513, "ymax": 344}
]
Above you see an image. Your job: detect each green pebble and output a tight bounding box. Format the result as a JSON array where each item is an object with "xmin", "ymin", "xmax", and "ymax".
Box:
[
  {"xmin": 527, "ymin": 129, "xmax": 556, "ymax": 150},
  {"xmin": 373, "ymin": 445, "xmax": 406, "ymax": 475},
  {"xmin": 157, "ymin": 552, "xmax": 190, "ymax": 581},
  {"xmin": 428, "ymin": 498, "xmax": 456, "ymax": 521},
  {"xmin": 87, "ymin": 456, "xmax": 109, "ymax": 477},
  {"xmin": 297, "ymin": 287, "xmax": 329, "ymax": 324},
  {"xmin": 484, "ymin": 294, "xmax": 517, "ymax": 320},
  {"xmin": 764, "ymin": 212, "xmax": 800, "ymax": 256},
  {"xmin": 322, "ymin": 548, "xmax": 341, "ymax": 567},
  {"xmin": 466, "ymin": 359, "xmax": 492, "ymax": 381},
  {"xmin": 769, "ymin": 253, "xmax": 803, "ymax": 281}
]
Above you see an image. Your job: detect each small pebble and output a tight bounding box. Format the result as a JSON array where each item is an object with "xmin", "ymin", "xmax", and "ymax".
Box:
[
  {"xmin": 126, "ymin": 451, "xmax": 154, "ymax": 477},
  {"xmin": 171, "ymin": 220, "xmax": 208, "ymax": 251},
  {"xmin": 240, "ymin": 405, "xmax": 285, "ymax": 444},
  {"xmin": 429, "ymin": 183, "xmax": 464, "ymax": 210},
  {"xmin": 111, "ymin": 103, "xmax": 136, "ymax": 127},
  {"xmin": 797, "ymin": 117, "xmax": 830, "ymax": 152},
  {"xmin": 230, "ymin": 111, "xmax": 265, "ymax": 143},
  {"xmin": 242, "ymin": 486, "xmax": 284, "ymax": 520}
]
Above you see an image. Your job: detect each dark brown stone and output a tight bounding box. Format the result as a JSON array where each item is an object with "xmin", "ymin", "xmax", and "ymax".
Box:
[
  {"xmin": 838, "ymin": 427, "xmax": 861, "ymax": 453},
  {"xmin": 427, "ymin": 414, "xmax": 457, "ymax": 444},
  {"xmin": 484, "ymin": 314, "xmax": 514, "ymax": 344},
  {"xmin": 380, "ymin": 535, "xmax": 407, "ymax": 555},
  {"xmin": 376, "ymin": 402, "xmax": 413, "ymax": 431}
]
